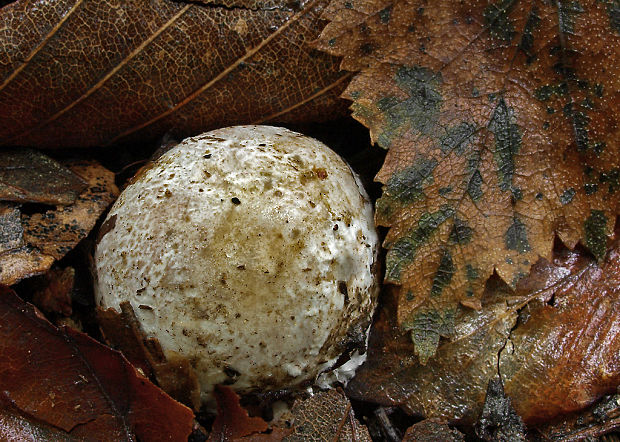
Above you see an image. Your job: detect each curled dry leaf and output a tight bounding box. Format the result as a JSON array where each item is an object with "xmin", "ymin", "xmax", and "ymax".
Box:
[
  {"xmin": 318, "ymin": 0, "xmax": 620, "ymax": 361},
  {"xmin": 346, "ymin": 237, "xmax": 620, "ymax": 425},
  {"xmin": 0, "ymin": 286, "xmax": 194, "ymax": 441},
  {"xmin": 0, "ymin": 160, "xmax": 118, "ymax": 285},
  {"xmin": 0, "ymin": 0, "xmax": 348, "ymax": 148}
]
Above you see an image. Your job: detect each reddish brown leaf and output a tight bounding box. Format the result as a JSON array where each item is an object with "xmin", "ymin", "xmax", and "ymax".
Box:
[
  {"xmin": 347, "ymin": 237, "xmax": 619, "ymax": 425},
  {"xmin": 0, "ymin": 149, "xmax": 86, "ymax": 205},
  {"xmin": 0, "ymin": 286, "xmax": 194, "ymax": 441},
  {"xmin": 0, "ymin": 0, "xmax": 348, "ymax": 148},
  {"xmin": 209, "ymin": 385, "xmax": 270, "ymax": 441},
  {"xmin": 0, "ymin": 160, "xmax": 118, "ymax": 285},
  {"xmin": 318, "ymin": 0, "xmax": 620, "ymax": 362}
]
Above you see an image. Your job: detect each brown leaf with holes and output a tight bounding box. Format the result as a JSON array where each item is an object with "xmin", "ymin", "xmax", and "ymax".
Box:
[
  {"xmin": 0, "ymin": 160, "xmax": 118, "ymax": 285},
  {"xmin": 0, "ymin": 0, "xmax": 349, "ymax": 148},
  {"xmin": 0, "ymin": 285, "xmax": 194, "ymax": 441},
  {"xmin": 282, "ymin": 389, "xmax": 372, "ymax": 441},
  {"xmin": 318, "ymin": 0, "xmax": 620, "ymax": 362},
  {"xmin": 0, "ymin": 149, "xmax": 86, "ymax": 205},
  {"xmin": 347, "ymin": 236, "xmax": 620, "ymax": 425}
]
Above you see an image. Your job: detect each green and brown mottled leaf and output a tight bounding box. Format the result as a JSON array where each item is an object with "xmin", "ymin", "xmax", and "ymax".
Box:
[
  {"xmin": 0, "ymin": 0, "xmax": 348, "ymax": 148},
  {"xmin": 317, "ymin": 0, "xmax": 620, "ymax": 362}
]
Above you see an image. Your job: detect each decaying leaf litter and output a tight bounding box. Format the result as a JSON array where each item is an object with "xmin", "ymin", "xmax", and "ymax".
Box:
[{"xmin": 0, "ymin": 0, "xmax": 619, "ymax": 440}]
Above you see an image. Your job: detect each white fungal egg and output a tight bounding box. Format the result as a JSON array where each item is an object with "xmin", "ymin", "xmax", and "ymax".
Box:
[{"xmin": 94, "ymin": 125, "xmax": 379, "ymax": 403}]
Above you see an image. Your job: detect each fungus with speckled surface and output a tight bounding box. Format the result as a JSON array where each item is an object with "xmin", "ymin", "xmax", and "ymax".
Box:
[{"xmin": 94, "ymin": 125, "xmax": 379, "ymax": 404}]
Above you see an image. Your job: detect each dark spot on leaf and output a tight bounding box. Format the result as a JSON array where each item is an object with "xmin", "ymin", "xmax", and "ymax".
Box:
[
  {"xmin": 360, "ymin": 43, "xmax": 374, "ymax": 55},
  {"xmin": 439, "ymin": 186, "xmax": 452, "ymax": 196},
  {"xmin": 440, "ymin": 122, "xmax": 477, "ymax": 155},
  {"xmin": 465, "ymin": 264, "xmax": 479, "ymax": 281},
  {"xmin": 488, "ymin": 98, "xmax": 522, "ymax": 194},
  {"xmin": 534, "ymin": 82, "xmax": 568, "ymax": 101},
  {"xmin": 584, "ymin": 210, "xmax": 608, "ymax": 261},
  {"xmin": 468, "ymin": 168, "xmax": 483, "ymax": 202},
  {"xmin": 449, "ymin": 218, "xmax": 473, "ymax": 244},
  {"xmin": 484, "ymin": 0, "xmax": 517, "ymax": 41},
  {"xmin": 560, "ymin": 188, "xmax": 576, "ymax": 205},
  {"xmin": 505, "ymin": 217, "xmax": 530, "ymax": 254},
  {"xmin": 430, "ymin": 251, "xmax": 455, "ymax": 297},
  {"xmin": 558, "ymin": 1, "xmax": 584, "ymax": 33},
  {"xmin": 383, "ymin": 156, "xmax": 438, "ymax": 204},
  {"xmin": 377, "ymin": 96, "xmax": 399, "ymax": 111},
  {"xmin": 519, "ymin": 6, "xmax": 541, "ymax": 57},
  {"xmin": 599, "ymin": 168, "xmax": 620, "ymax": 193},
  {"xmin": 584, "ymin": 183, "xmax": 598, "ymax": 195},
  {"xmin": 385, "ymin": 206, "xmax": 454, "ymax": 281},
  {"xmin": 378, "ymin": 6, "xmax": 391, "ymax": 23},
  {"xmin": 378, "ymin": 66, "xmax": 442, "ymax": 147}
]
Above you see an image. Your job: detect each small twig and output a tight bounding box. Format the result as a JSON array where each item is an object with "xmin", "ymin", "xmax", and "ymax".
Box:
[{"xmin": 374, "ymin": 407, "xmax": 401, "ymax": 442}]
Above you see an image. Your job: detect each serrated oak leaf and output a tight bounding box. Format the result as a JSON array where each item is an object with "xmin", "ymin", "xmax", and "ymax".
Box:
[
  {"xmin": 0, "ymin": 0, "xmax": 348, "ymax": 148},
  {"xmin": 317, "ymin": 0, "xmax": 620, "ymax": 362}
]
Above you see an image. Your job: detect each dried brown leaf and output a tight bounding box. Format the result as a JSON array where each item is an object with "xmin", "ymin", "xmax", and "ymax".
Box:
[
  {"xmin": 0, "ymin": 0, "xmax": 349, "ymax": 148},
  {"xmin": 0, "ymin": 160, "xmax": 118, "ymax": 285}
]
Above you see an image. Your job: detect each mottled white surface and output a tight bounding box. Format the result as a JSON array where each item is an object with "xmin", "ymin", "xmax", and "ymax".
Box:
[{"xmin": 94, "ymin": 126, "xmax": 379, "ymax": 403}]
